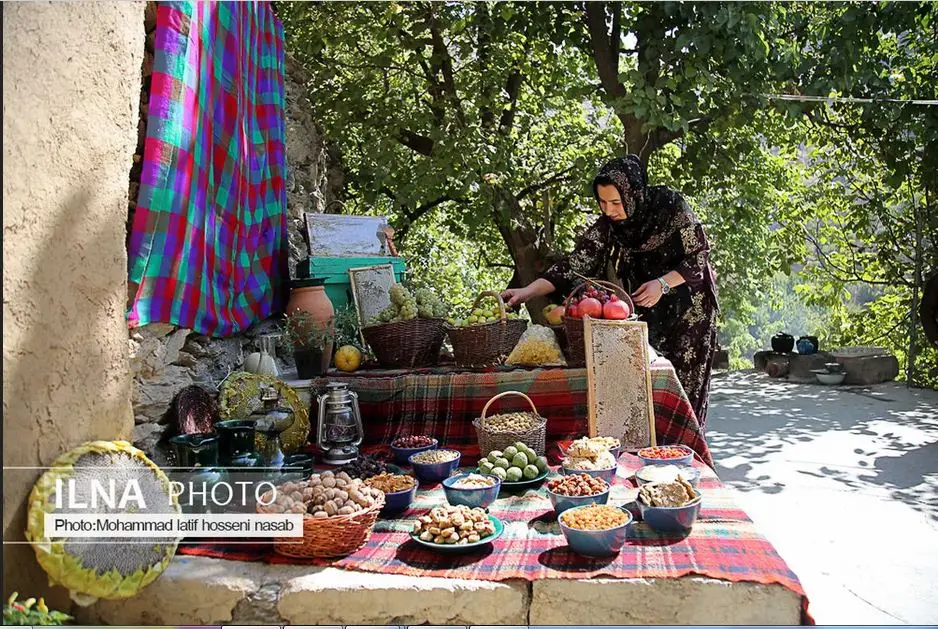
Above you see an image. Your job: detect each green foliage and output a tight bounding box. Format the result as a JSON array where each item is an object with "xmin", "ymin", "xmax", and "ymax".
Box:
[
  {"xmin": 332, "ymin": 304, "xmax": 362, "ymax": 351},
  {"xmin": 277, "ymin": 1, "xmax": 937, "ymax": 388},
  {"xmin": 4, "ymin": 593, "xmax": 71, "ymax": 626},
  {"xmin": 284, "ymin": 310, "xmax": 334, "ymax": 351}
]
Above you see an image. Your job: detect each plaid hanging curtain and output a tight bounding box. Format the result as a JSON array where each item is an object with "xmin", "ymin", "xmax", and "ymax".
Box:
[{"xmin": 128, "ymin": 1, "xmax": 288, "ymax": 337}]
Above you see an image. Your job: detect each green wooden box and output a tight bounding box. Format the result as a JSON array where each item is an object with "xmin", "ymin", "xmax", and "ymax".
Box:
[{"xmin": 297, "ymin": 256, "xmax": 407, "ymax": 313}]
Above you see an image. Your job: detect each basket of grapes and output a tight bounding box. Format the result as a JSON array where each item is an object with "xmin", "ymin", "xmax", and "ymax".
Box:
[
  {"xmin": 563, "ymin": 279, "xmax": 635, "ymax": 367},
  {"xmin": 446, "ymin": 291, "xmax": 528, "ymax": 368},
  {"xmin": 361, "ymin": 283, "xmax": 449, "ymax": 368}
]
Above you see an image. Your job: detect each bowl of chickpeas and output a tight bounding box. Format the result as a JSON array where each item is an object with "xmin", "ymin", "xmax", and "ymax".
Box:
[
  {"xmin": 546, "ymin": 473, "xmax": 610, "ymax": 515},
  {"xmin": 558, "ymin": 504, "xmax": 633, "ymax": 557}
]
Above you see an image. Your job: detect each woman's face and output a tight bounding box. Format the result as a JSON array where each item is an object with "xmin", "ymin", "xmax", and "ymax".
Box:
[{"xmin": 597, "ymin": 184, "xmax": 634, "ymax": 221}]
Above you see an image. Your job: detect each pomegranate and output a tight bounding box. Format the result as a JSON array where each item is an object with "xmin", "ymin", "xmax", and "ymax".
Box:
[
  {"xmin": 602, "ymin": 300, "xmax": 631, "ymax": 320},
  {"xmin": 579, "ymin": 297, "xmax": 603, "ymax": 319},
  {"xmin": 566, "ymin": 303, "xmax": 581, "ymax": 319}
]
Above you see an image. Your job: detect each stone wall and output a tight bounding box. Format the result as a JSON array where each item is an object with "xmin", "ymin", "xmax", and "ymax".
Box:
[
  {"xmin": 129, "ymin": 42, "xmax": 343, "ymax": 456},
  {"xmin": 2, "ymin": 0, "xmax": 145, "ymax": 604}
]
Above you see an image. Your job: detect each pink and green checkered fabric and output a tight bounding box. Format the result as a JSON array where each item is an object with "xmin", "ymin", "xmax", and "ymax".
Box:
[{"xmin": 128, "ymin": 1, "xmax": 288, "ymax": 337}]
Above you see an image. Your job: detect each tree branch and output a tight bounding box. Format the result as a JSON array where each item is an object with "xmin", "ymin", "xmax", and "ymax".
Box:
[
  {"xmin": 396, "ymin": 129, "xmax": 434, "ymax": 156},
  {"xmin": 515, "ymin": 167, "xmax": 576, "ymax": 201},
  {"xmin": 610, "ymin": 1, "xmax": 622, "ymax": 73},
  {"xmin": 584, "ymin": 3, "xmax": 626, "ymax": 99},
  {"xmin": 499, "ymin": 69, "xmax": 523, "ymax": 133},
  {"xmin": 427, "ymin": 6, "xmax": 466, "ymax": 127}
]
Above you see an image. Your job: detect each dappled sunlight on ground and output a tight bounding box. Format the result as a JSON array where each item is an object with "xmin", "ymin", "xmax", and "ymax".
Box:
[{"xmin": 707, "ymin": 371, "xmax": 938, "ymax": 624}]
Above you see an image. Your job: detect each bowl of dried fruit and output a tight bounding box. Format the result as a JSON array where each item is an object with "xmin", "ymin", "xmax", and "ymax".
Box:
[
  {"xmin": 364, "ymin": 472, "xmax": 419, "ymax": 515},
  {"xmin": 558, "ymin": 503, "xmax": 633, "ymax": 557},
  {"xmin": 408, "ymin": 448, "xmax": 462, "ymax": 483},
  {"xmin": 637, "ymin": 444, "xmax": 694, "ymax": 467},
  {"xmin": 546, "ymin": 473, "xmax": 610, "ymax": 515},
  {"xmin": 390, "ymin": 435, "xmax": 438, "ymax": 465},
  {"xmin": 636, "ymin": 478, "xmax": 702, "ymax": 533},
  {"xmin": 442, "ymin": 472, "xmax": 502, "ymax": 509}
]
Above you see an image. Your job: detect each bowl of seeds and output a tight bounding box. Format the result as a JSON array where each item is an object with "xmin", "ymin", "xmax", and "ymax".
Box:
[
  {"xmin": 558, "ymin": 504, "xmax": 633, "ymax": 557},
  {"xmin": 364, "ymin": 472, "xmax": 418, "ymax": 515},
  {"xmin": 408, "ymin": 448, "xmax": 462, "ymax": 483}
]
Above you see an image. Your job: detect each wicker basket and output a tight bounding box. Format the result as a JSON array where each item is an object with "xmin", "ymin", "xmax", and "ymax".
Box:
[
  {"xmin": 563, "ymin": 279, "xmax": 636, "ymax": 367},
  {"xmin": 472, "ymin": 391, "xmax": 547, "ymax": 456},
  {"xmin": 361, "ymin": 317, "xmax": 446, "ymax": 368},
  {"xmin": 447, "ymin": 291, "xmax": 528, "ymax": 368},
  {"xmin": 258, "ymin": 493, "xmax": 386, "ymax": 559}
]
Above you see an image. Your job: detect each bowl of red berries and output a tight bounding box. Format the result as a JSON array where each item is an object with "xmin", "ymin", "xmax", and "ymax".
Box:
[
  {"xmin": 637, "ymin": 444, "xmax": 694, "ymax": 467},
  {"xmin": 390, "ymin": 435, "xmax": 438, "ymax": 465}
]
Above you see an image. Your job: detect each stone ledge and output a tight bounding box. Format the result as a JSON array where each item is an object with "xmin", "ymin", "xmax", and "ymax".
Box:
[
  {"xmin": 530, "ymin": 577, "xmax": 802, "ymax": 625},
  {"xmin": 79, "ymin": 555, "xmax": 802, "ymax": 625}
]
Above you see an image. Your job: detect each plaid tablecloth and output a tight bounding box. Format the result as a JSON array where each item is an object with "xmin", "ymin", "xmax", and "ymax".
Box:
[
  {"xmin": 178, "ymin": 455, "xmax": 811, "ymax": 624},
  {"xmin": 300, "ymin": 360, "xmax": 713, "ymax": 468}
]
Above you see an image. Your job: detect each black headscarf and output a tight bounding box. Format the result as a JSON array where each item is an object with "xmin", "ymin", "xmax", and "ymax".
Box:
[{"xmin": 592, "ymin": 154, "xmax": 688, "ymax": 252}]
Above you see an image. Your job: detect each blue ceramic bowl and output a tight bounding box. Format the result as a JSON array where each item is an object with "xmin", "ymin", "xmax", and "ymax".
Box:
[
  {"xmin": 408, "ymin": 449, "xmax": 461, "ymax": 483},
  {"xmin": 637, "ymin": 490, "xmax": 703, "ymax": 533},
  {"xmin": 562, "ymin": 465, "xmax": 617, "ymax": 485},
  {"xmin": 380, "ymin": 483, "xmax": 418, "ymax": 516},
  {"xmin": 546, "ymin": 485, "xmax": 610, "ymax": 515},
  {"xmin": 390, "ymin": 438, "xmax": 438, "ymax": 465},
  {"xmin": 634, "ymin": 465, "xmax": 700, "ymax": 488},
  {"xmin": 608, "ymin": 445, "xmax": 622, "ymax": 460},
  {"xmin": 637, "ymin": 445, "xmax": 694, "ymax": 468},
  {"xmin": 559, "ymin": 505, "xmax": 633, "ymax": 557},
  {"xmin": 442, "ymin": 473, "xmax": 501, "ymax": 509}
]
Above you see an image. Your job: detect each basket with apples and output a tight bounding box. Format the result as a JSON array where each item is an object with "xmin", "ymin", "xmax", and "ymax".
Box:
[{"xmin": 563, "ymin": 279, "xmax": 636, "ymax": 366}]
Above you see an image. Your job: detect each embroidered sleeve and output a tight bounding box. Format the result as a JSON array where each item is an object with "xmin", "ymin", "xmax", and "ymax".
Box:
[
  {"xmin": 541, "ymin": 218, "xmax": 612, "ymax": 297},
  {"xmin": 675, "ymin": 221, "xmax": 711, "ymax": 287}
]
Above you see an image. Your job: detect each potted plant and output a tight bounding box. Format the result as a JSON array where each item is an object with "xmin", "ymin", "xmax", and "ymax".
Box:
[
  {"xmin": 4, "ymin": 593, "xmax": 72, "ymax": 625},
  {"xmin": 285, "ymin": 309, "xmax": 335, "ymax": 378}
]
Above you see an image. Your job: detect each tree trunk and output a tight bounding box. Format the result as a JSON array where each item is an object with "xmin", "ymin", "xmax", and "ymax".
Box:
[{"xmin": 492, "ymin": 187, "xmax": 557, "ymax": 324}]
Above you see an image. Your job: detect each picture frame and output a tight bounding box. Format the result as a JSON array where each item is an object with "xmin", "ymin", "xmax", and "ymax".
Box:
[
  {"xmin": 582, "ymin": 317, "xmax": 657, "ymax": 451},
  {"xmin": 348, "ymin": 264, "xmax": 397, "ymax": 344}
]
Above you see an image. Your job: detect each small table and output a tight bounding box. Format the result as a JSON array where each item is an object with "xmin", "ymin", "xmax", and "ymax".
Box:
[{"xmin": 287, "ymin": 359, "xmax": 712, "ymax": 467}]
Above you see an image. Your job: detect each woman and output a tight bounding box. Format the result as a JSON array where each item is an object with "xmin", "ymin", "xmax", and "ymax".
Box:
[{"xmin": 502, "ymin": 155, "xmax": 719, "ymax": 429}]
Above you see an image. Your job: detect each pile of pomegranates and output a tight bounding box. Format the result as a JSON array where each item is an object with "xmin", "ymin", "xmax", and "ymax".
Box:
[{"xmin": 565, "ymin": 285, "xmax": 632, "ymax": 320}]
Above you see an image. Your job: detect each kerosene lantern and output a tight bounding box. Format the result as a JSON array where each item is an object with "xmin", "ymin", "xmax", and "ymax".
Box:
[{"xmin": 315, "ymin": 382, "xmax": 364, "ymax": 465}]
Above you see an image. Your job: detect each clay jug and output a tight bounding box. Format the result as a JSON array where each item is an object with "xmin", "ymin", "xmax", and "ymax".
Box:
[{"xmin": 286, "ymin": 278, "xmax": 335, "ymax": 373}]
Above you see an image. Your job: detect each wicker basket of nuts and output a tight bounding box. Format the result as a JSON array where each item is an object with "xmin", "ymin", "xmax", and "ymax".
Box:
[
  {"xmin": 256, "ymin": 470, "xmax": 385, "ymax": 559},
  {"xmin": 472, "ymin": 391, "xmax": 547, "ymax": 456}
]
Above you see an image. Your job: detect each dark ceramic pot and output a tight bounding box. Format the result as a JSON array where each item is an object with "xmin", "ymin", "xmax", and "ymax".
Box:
[
  {"xmin": 294, "ymin": 348, "xmax": 327, "ymax": 379},
  {"xmin": 771, "ymin": 332, "xmax": 795, "ymax": 353},
  {"xmin": 797, "ymin": 335, "xmax": 820, "ymax": 354},
  {"xmin": 169, "ymin": 433, "xmax": 229, "ymax": 514},
  {"xmin": 215, "ymin": 420, "xmax": 262, "ymax": 468}
]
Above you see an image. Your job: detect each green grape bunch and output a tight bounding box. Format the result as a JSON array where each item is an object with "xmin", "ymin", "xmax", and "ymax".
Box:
[{"xmin": 371, "ymin": 283, "xmax": 450, "ymax": 324}]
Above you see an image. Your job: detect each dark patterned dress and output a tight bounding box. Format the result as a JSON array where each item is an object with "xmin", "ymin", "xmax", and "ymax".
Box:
[{"xmin": 542, "ymin": 170, "xmax": 719, "ymax": 429}]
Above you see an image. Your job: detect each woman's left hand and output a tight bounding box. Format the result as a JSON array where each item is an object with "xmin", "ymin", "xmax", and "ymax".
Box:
[{"xmin": 632, "ymin": 280, "xmax": 663, "ymax": 308}]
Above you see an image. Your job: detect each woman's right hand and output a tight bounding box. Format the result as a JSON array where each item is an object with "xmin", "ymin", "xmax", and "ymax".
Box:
[{"xmin": 501, "ymin": 286, "xmax": 532, "ymax": 307}]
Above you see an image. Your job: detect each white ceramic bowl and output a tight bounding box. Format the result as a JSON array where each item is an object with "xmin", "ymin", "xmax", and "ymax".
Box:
[{"xmin": 816, "ymin": 372, "xmax": 846, "ymax": 385}]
